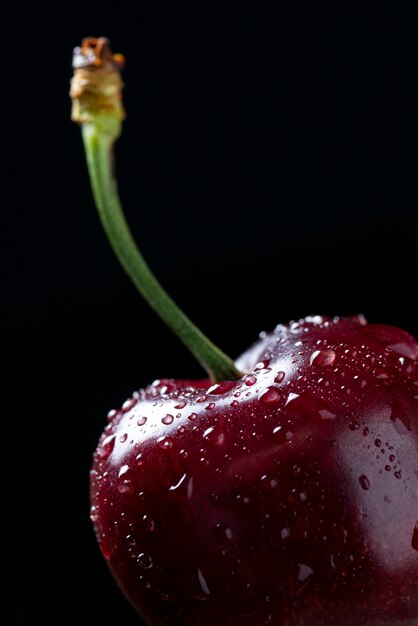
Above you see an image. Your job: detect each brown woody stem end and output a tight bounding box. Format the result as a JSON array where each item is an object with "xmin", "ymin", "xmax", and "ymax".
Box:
[{"xmin": 70, "ymin": 37, "xmax": 125, "ymax": 125}]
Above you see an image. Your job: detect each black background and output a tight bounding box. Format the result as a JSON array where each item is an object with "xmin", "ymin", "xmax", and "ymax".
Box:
[{"xmin": 4, "ymin": 5, "xmax": 418, "ymax": 625}]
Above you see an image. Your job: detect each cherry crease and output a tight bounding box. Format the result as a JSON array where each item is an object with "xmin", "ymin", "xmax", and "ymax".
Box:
[{"xmin": 90, "ymin": 315, "xmax": 418, "ymax": 626}]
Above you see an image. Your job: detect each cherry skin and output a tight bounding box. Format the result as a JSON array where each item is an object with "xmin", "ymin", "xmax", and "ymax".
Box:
[{"xmin": 90, "ymin": 315, "xmax": 418, "ymax": 626}]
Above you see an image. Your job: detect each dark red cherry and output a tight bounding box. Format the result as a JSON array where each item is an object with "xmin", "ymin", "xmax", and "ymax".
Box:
[{"xmin": 90, "ymin": 315, "xmax": 418, "ymax": 626}]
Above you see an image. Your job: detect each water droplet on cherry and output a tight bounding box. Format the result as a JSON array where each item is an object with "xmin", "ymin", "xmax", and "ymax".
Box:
[
  {"xmin": 117, "ymin": 465, "xmax": 133, "ymax": 493},
  {"xmin": 107, "ymin": 409, "xmax": 119, "ymax": 422},
  {"xmin": 90, "ymin": 506, "xmax": 98, "ymax": 523},
  {"xmin": 253, "ymin": 361, "xmax": 268, "ymax": 372},
  {"xmin": 259, "ymin": 387, "xmax": 280, "ymax": 404},
  {"xmin": 137, "ymin": 553, "xmax": 153, "ymax": 569},
  {"xmin": 213, "ymin": 522, "xmax": 233, "ymax": 541},
  {"xmin": 162, "ymin": 414, "xmax": 174, "ymax": 425},
  {"xmin": 203, "ymin": 425, "xmax": 225, "ymax": 445},
  {"xmin": 143, "ymin": 515, "xmax": 155, "ymax": 532},
  {"xmin": 359, "ymin": 475, "xmax": 370, "ymax": 490},
  {"xmin": 98, "ymin": 434, "xmax": 116, "ymax": 459},
  {"xmin": 122, "ymin": 398, "xmax": 137, "ymax": 413},
  {"xmin": 273, "ymin": 426, "xmax": 293, "ymax": 444},
  {"xmin": 310, "ymin": 349, "xmax": 336, "ymax": 367},
  {"xmin": 274, "ymin": 371, "xmax": 285, "ymax": 383},
  {"xmin": 157, "ymin": 436, "xmax": 174, "ymax": 450}
]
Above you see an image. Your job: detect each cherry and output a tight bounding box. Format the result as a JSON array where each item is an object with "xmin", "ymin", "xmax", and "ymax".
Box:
[
  {"xmin": 90, "ymin": 315, "xmax": 418, "ymax": 625},
  {"xmin": 71, "ymin": 39, "xmax": 418, "ymax": 625}
]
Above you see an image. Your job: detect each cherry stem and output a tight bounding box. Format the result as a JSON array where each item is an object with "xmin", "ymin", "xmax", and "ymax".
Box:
[{"xmin": 70, "ymin": 37, "xmax": 242, "ymax": 383}]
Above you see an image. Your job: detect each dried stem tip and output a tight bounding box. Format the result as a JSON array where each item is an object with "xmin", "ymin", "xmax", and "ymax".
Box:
[{"xmin": 70, "ymin": 37, "xmax": 125, "ymax": 125}]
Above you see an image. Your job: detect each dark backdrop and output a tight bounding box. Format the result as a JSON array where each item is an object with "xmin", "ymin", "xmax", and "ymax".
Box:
[{"xmin": 4, "ymin": 5, "xmax": 418, "ymax": 625}]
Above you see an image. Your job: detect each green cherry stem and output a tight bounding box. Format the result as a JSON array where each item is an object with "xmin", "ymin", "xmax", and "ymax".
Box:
[{"xmin": 70, "ymin": 37, "xmax": 242, "ymax": 383}]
